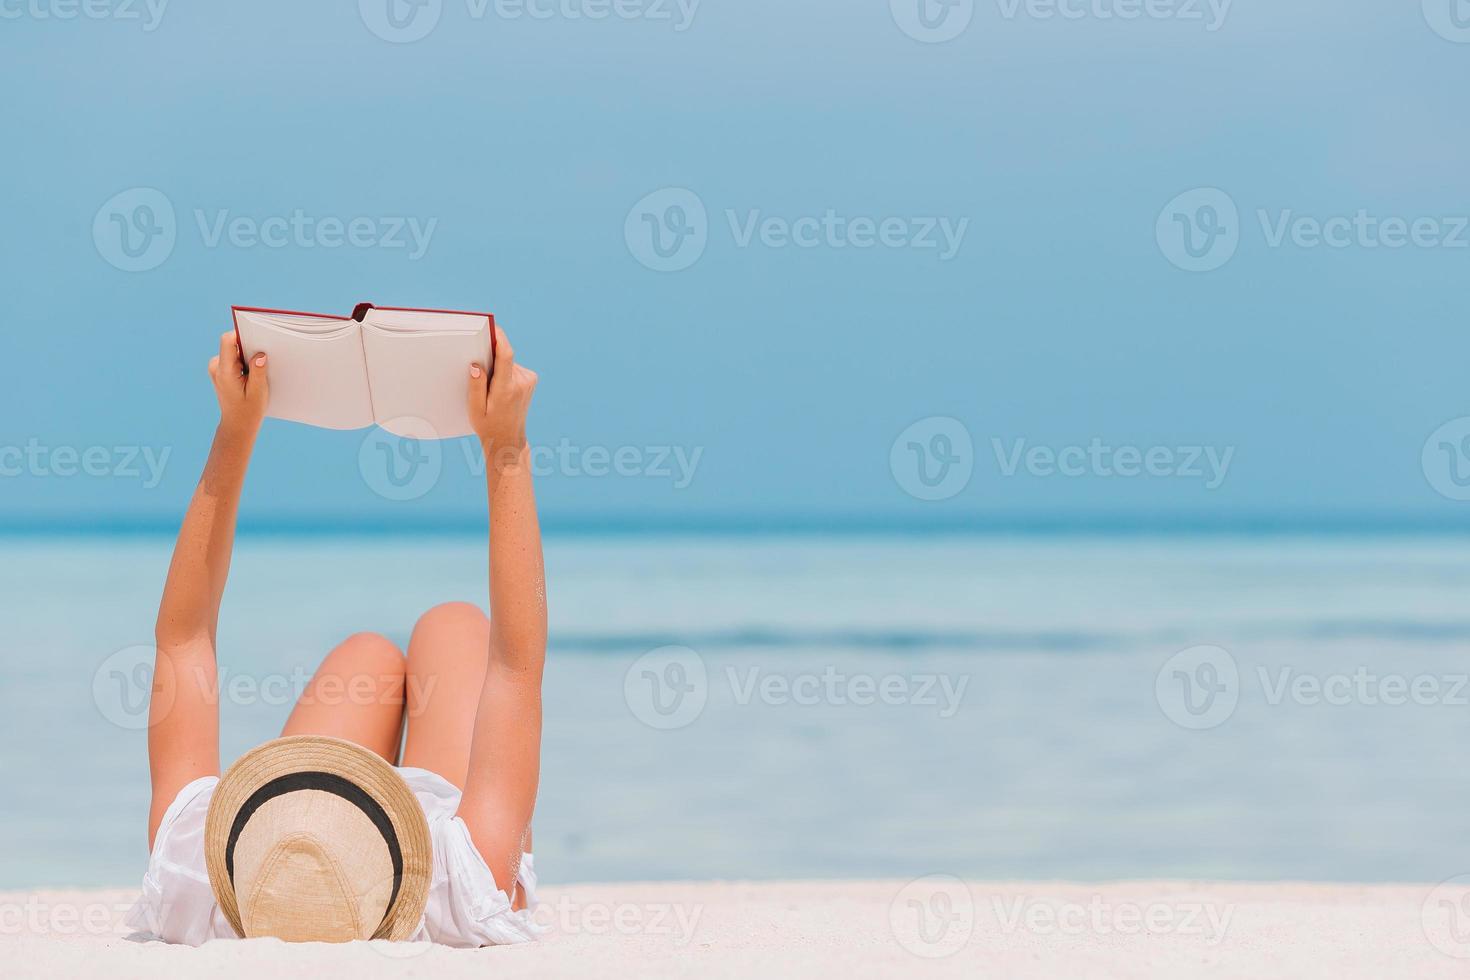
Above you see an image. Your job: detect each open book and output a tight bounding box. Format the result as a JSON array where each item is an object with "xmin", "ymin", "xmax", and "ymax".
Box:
[{"xmin": 232, "ymin": 304, "xmax": 495, "ymax": 439}]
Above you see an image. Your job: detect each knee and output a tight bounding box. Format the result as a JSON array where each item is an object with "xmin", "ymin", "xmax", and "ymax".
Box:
[
  {"xmin": 411, "ymin": 602, "xmax": 489, "ymax": 644},
  {"xmin": 333, "ymin": 631, "xmax": 407, "ymax": 682}
]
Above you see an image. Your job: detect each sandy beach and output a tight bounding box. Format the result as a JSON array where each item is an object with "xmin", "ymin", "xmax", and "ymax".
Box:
[{"xmin": 2, "ymin": 879, "xmax": 1460, "ymax": 979}]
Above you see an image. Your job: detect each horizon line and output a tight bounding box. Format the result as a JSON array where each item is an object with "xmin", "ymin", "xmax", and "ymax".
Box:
[{"xmin": 6, "ymin": 512, "xmax": 1470, "ymax": 537}]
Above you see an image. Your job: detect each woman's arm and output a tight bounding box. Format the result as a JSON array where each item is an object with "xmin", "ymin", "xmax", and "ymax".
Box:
[
  {"xmin": 147, "ymin": 332, "xmax": 268, "ymax": 847},
  {"xmin": 456, "ymin": 328, "xmax": 546, "ymax": 897}
]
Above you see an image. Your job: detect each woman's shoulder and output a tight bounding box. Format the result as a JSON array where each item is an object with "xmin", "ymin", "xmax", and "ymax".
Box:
[
  {"xmin": 396, "ymin": 765, "xmax": 464, "ymax": 818},
  {"xmin": 165, "ymin": 775, "xmax": 220, "ymax": 817},
  {"xmin": 152, "ymin": 775, "xmax": 221, "ymax": 858},
  {"xmin": 127, "ymin": 775, "xmax": 230, "ymax": 945}
]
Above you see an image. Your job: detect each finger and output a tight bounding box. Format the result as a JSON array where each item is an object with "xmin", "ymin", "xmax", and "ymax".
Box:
[
  {"xmin": 208, "ymin": 355, "xmax": 220, "ymax": 381},
  {"xmin": 467, "ymin": 362, "xmax": 489, "ymax": 418},
  {"xmin": 245, "ymin": 352, "xmax": 269, "ymax": 403},
  {"xmin": 491, "ymin": 326, "xmax": 514, "ymax": 380},
  {"xmin": 220, "ymin": 331, "xmax": 242, "ymax": 377}
]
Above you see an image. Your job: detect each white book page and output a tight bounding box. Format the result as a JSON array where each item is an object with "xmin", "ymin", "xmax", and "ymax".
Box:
[
  {"xmin": 233, "ymin": 310, "xmax": 375, "ymax": 430},
  {"xmin": 360, "ymin": 309, "xmax": 493, "ymax": 439}
]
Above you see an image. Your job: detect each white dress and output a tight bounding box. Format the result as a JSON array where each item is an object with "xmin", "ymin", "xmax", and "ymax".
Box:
[{"xmin": 124, "ymin": 767, "xmax": 544, "ymax": 948}]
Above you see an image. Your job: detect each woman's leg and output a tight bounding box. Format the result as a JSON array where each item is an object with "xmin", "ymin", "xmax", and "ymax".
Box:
[
  {"xmin": 400, "ymin": 602, "xmax": 490, "ymax": 789},
  {"xmin": 402, "ymin": 602, "xmax": 534, "ymax": 906},
  {"xmin": 281, "ymin": 631, "xmax": 407, "ymax": 764}
]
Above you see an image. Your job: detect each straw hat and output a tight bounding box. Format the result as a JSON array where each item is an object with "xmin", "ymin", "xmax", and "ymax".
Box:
[{"xmin": 204, "ymin": 735, "xmax": 432, "ymax": 943}]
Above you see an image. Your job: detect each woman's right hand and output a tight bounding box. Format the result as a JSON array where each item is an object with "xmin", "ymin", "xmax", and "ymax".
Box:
[
  {"xmin": 208, "ymin": 331, "xmax": 269, "ymax": 438},
  {"xmin": 467, "ymin": 326, "xmax": 538, "ymax": 462}
]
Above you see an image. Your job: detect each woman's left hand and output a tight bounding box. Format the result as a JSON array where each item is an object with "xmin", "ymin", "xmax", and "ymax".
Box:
[{"xmin": 208, "ymin": 330, "xmax": 270, "ymax": 437}]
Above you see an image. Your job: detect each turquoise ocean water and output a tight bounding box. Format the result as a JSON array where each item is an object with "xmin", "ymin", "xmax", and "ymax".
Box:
[{"xmin": 4, "ymin": 532, "xmax": 1469, "ymax": 889}]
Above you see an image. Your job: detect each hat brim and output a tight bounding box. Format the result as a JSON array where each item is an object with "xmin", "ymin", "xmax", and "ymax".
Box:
[{"xmin": 204, "ymin": 735, "xmax": 432, "ymax": 942}]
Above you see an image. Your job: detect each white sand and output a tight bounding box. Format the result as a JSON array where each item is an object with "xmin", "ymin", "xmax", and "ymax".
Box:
[{"xmin": 1, "ymin": 879, "xmax": 1463, "ymax": 979}]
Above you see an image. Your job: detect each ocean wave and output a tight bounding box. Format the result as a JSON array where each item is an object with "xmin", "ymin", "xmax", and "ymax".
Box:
[{"xmin": 547, "ymin": 620, "xmax": 1470, "ymax": 653}]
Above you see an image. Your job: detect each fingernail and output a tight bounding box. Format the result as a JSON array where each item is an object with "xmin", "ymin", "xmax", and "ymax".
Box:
[
  {"xmin": 470, "ymin": 365, "xmax": 483, "ymax": 378},
  {"xmin": 254, "ymin": 354, "xmax": 266, "ymax": 366}
]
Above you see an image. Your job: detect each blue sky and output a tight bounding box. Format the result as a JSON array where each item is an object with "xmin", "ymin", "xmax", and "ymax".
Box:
[{"xmin": 2, "ymin": 1, "xmax": 1468, "ymax": 528}]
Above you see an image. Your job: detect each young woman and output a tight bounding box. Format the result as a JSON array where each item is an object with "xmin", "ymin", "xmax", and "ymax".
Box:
[{"xmin": 126, "ymin": 327, "xmax": 546, "ymax": 946}]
